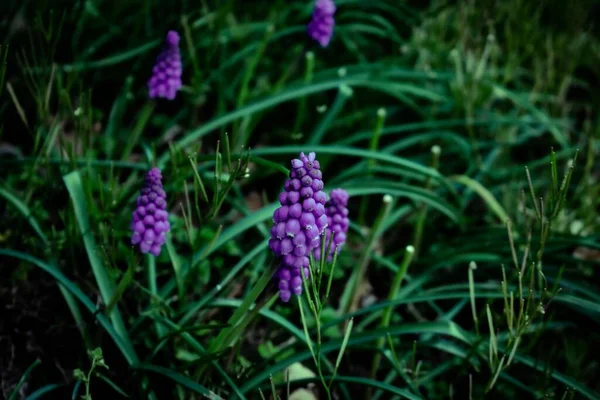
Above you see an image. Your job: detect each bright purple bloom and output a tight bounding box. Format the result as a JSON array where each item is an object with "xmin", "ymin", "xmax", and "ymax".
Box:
[
  {"xmin": 131, "ymin": 168, "xmax": 170, "ymax": 256},
  {"xmin": 270, "ymin": 152, "xmax": 328, "ymax": 302},
  {"xmin": 148, "ymin": 31, "xmax": 182, "ymax": 100},
  {"xmin": 314, "ymin": 188, "xmax": 349, "ymax": 261},
  {"xmin": 307, "ymin": 0, "xmax": 336, "ymax": 47}
]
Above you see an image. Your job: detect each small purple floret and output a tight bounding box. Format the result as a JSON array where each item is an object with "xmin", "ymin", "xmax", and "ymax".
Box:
[
  {"xmin": 270, "ymin": 152, "xmax": 328, "ymax": 302},
  {"xmin": 148, "ymin": 30, "xmax": 182, "ymax": 100},
  {"xmin": 307, "ymin": 0, "xmax": 336, "ymax": 47},
  {"xmin": 131, "ymin": 168, "xmax": 170, "ymax": 256},
  {"xmin": 314, "ymin": 188, "xmax": 349, "ymax": 262}
]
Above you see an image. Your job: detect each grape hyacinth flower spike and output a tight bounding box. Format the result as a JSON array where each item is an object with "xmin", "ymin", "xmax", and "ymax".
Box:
[
  {"xmin": 148, "ymin": 30, "xmax": 182, "ymax": 100},
  {"xmin": 269, "ymin": 152, "xmax": 328, "ymax": 302},
  {"xmin": 314, "ymin": 188, "xmax": 349, "ymax": 261},
  {"xmin": 307, "ymin": 0, "xmax": 336, "ymax": 47},
  {"xmin": 131, "ymin": 167, "xmax": 170, "ymax": 256}
]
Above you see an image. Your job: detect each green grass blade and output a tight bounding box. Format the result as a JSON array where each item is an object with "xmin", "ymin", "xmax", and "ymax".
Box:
[
  {"xmin": 240, "ymin": 321, "xmax": 469, "ymax": 393},
  {"xmin": 153, "ymin": 317, "xmax": 247, "ymax": 399},
  {"xmin": 307, "ymin": 84, "xmax": 353, "ymax": 145},
  {"xmin": 0, "ymin": 44, "xmax": 8, "ymax": 96},
  {"xmin": 451, "ymin": 175, "xmax": 509, "ymax": 223},
  {"xmin": 28, "ymin": 40, "xmax": 160, "ymax": 73},
  {"xmin": 284, "ymin": 375, "xmax": 422, "ymax": 400},
  {"xmin": 210, "ymin": 298, "xmax": 305, "ymax": 341},
  {"xmin": 121, "ymin": 102, "xmax": 155, "ymax": 161},
  {"xmin": 0, "ymin": 186, "xmax": 48, "ymax": 242},
  {"xmin": 63, "ymin": 171, "xmax": 134, "ymax": 357},
  {"xmin": 210, "ymin": 265, "xmax": 276, "ymax": 353},
  {"xmin": 97, "ymin": 373, "xmax": 130, "ymax": 398},
  {"xmin": 133, "ymin": 364, "xmax": 223, "ymax": 399},
  {"xmin": 492, "ymin": 85, "xmax": 568, "ymax": 148},
  {"xmin": 178, "ymin": 242, "xmax": 267, "ymax": 326},
  {"xmin": 0, "ymin": 249, "xmax": 138, "ymax": 364},
  {"xmin": 342, "ymin": 184, "xmax": 459, "ymax": 222},
  {"xmin": 0, "ymin": 186, "xmax": 87, "ymax": 340},
  {"xmin": 331, "ymin": 318, "xmax": 354, "ymax": 385},
  {"xmin": 159, "ymin": 204, "xmax": 277, "ymax": 298},
  {"xmin": 25, "ymin": 383, "xmax": 65, "ymax": 400},
  {"xmin": 251, "ymin": 145, "xmax": 443, "ymax": 181},
  {"xmin": 9, "ymin": 359, "xmax": 41, "ymax": 400},
  {"xmin": 157, "ymin": 78, "xmax": 447, "ymax": 167}
]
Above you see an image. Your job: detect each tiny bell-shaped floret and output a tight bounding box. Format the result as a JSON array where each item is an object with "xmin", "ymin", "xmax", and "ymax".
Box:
[
  {"xmin": 314, "ymin": 188, "xmax": 349, "ymax": 261},
  {"xmin": 307, "ymin": 0, "xmax": 336, "ymax": 47},
  {"xmin": 270, "ymin": 152, "xmax": 328, "ymax": 302},
  {"xmin": 131, "ymin": 168, "xmax": 170, "ymax": 256},
  {"xmin": 148, "ymin": 30, "xmax": 183, "ymax": 100}
]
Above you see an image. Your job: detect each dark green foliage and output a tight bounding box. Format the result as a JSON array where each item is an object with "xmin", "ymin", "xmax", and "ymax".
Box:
[{"xmin": 1, "ymin": 0, "xmax": 599, "ymax": 399}]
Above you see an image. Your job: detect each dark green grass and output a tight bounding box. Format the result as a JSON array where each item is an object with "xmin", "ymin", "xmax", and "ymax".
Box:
[{"xmin": 1, "ymin": 0, "xmax": 599, "ymax": 399}]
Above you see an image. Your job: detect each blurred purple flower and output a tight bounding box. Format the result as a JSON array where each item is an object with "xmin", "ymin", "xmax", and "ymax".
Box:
[
  {"xmin": 269, "ymin": 152, "xmax": 328, "ymax": 302},
  {"xmin": 314, "ymin": 188, "xmax": 349, "ymax": 261},
  {"xmin": 131, "ymin": 167, "xmax": 170, "ymax": 256},
  {"xmin": 148, "ymin": 30, "xmax": 182, "ymax": 100},
  {"xmin": 307, "ymin": 0, "xmax": 336, "ymax": 47}
]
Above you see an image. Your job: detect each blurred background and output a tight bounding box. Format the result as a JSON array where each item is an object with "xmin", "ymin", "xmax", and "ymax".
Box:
[{"xmin": 1, "ymin": 1, "xmax": 599, "ymax": 399}]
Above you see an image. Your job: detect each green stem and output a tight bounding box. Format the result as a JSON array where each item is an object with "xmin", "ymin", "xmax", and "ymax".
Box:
[
  {"xmin": 234, "ymin": 24, "xmax": 275, "ymax": 150},
  {"xmin": 341, "ymin": 194, "xmax": 394, "ymax": 315},
  {"xmin": 121, "ymin": 102, "xmax": 155, "ymax": 161},
  {"xmin": 367, "ymin": 108, "xmax": 387, "ymax": 170},
  {"xmin": 307, "ymin": 84, "xmax": 353, "ymax": 145},
  {"xmin": 368, "ymin": 246, "xmax": 415, "ymax": 384},
  {"xmin": 412, "ymin": 145, "xmax": 441, "ymax": 257},
  {"xmin": 85, "ymin": 359, "xmax": 96, "ymax": 399},
  {"xmin": 210, "ymin": 264, "xmax": 275, "ymax": 353},
  {"xmin": 359, "ymin": 109, "xmax": 387, "ymax": 225},
  {"xmin": 292, "ymin": 52, "xmax": 315, "ymax": 136},
  {"xmin": 147, "ymin": 255, "xmax": 167, "ymax": 338}
]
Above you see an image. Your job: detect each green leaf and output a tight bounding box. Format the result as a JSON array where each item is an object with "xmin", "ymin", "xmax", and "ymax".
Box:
[
  {"xmin": 240, "ymin": 321, "xmax": 469, "ymax": 393},
  {"xmin": 159, "ymin": 205, "xmax": 276, "ymax": 298},
  {"xmin": 289, "ymin": 388, "xmax": 317, "ymax": 400},
  {"xmin": 342, "ymin": 183, "xmax": 459, "ymax": 222},
  {"xmin": 9, "ymin": 359, "xmax": 41, "ymax": 400},
  {"xmin": 277, "ymin": 375, "xmax": 422, "ymax": 400},
  {"xmin": 163, "ymin": 326, "xmax": 246, "ymax": 400},
  {"xmin": 450, "ymin": 175, "xmax": 509, "ymax": 223},
  {"xmin": 0, "ymin": 185, "xmax": 87, "ymax": 339},
  {"xmin": 157, "ymin": 78, "xmax": 447, "ymax": 167},
  {"xmin": 25, "ymin": 383, "xmax": 65, "ymax": 400},
  {"xmin": 96, "ymin": 374, "xmax": 129, "ymax": 397},
  {"xmin": 63, "ymin": 171, "xmax": 132, "ymax": 351},
  {"xmin": 0, "ymin": 186, "xmax": 48, "ymax": 243},
  {"xmin": 28, "ymin": 40, "xmax": 160, "ymax": 73},
  {"xmin": 331, "ymin": 318, "xmax": 353, "ymax": 385},
  {"xmin": 251, "ymin": 145, "xmax": 443, "ymax": 181},
  {"xmin": 0, "ymin": 249, "xmax": 138, "ymax": 364},
  {"xmin": 90, "ymin": 347, "xmax": 103, "ymax": 360},
  {"xmin": 492, "ymin": 85, "xmax": 568, "ymax": 148},
  {"xmin": 286, "ymin": 363, "xmax": 316, "ymax": 381},
  {"xmin": 210, "ymin": 266, "xmax": 276, "ymax": 353},
  {"xmin": 178, "ymin": 242, "xmax": 267, "ymax": 326},
  {"xmin": 105, "ymin": 261, "xmax": 135, "ymax": 316},
  {"xmin": 133, "ymin": 364, "xmax": 223, "ymax": 399}
]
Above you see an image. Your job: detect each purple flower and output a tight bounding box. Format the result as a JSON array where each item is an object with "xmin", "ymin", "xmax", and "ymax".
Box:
[
  {"xmin": 148, "ymin": 30, "xmax": 182, "ymax": 100},
  {"xmin": 307, "ymin": 0, "xmax": 336, "ymax": 47},
  {"xmin": 314, "ymin": 188, "xmax": 349, "ymax": 261},
  {"xmin": 131, "ymin": 167, "xmax": 170, "ymax": 256},
  {"xmin": 270, "ymin": 152, "xmax": 328, "ymax": 302}
]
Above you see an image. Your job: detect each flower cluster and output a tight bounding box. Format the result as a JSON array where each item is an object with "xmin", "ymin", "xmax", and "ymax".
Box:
[
  {"xmin": 148, "ymin": 30, "xmax": 183, "ymax": 100},
  {"xmin": 307, "ymin": 0, "xmax": 336, "ymax": 47},
  {"xmin": 314, "ymin": 188, "xmax": 349, "ymax": 261},
  {"xmin": 131, "ymin": 168, "xmax": 170, "ymax": 256},
  {"xmin": 269, "ymin": 152, "xmax": 328, "ymax": 302}
]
